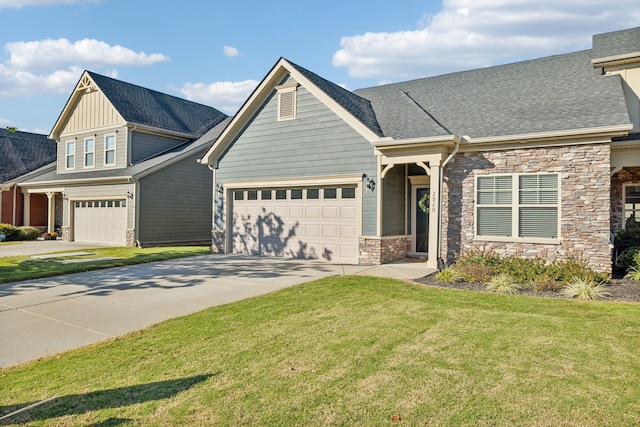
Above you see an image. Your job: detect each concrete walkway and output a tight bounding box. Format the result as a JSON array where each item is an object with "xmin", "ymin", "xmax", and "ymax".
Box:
[
  {"xmin": 0, "ymin": 254, "xmax": 434, "ymax": 367},
  {"xmin": 0, "ymin": 240, "xmax": 108, "ymax": 258}
]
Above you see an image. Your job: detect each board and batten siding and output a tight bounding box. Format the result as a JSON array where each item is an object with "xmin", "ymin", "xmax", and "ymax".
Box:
[
  {"xmin": 138, "ymin": 149, "xmax": 213, "ymax": 244},
  {"xmin": 131, "ymin": 131, "xmax": 189, "ymax": 164},
  {"xmin": 57, "ymin": 125, "xmax": 127, "ymax": 173},
  {"xmin": 61, "ymin": 88, "xmax": 122, "ymax": 134},
  {"xmin": 215, "ymin": 77, "xmax": 378, "ymax": 236}
]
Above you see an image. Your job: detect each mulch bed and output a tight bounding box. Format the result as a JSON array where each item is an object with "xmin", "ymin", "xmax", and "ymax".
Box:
[{"xmin": 413, "ymin": 274, "xmax": 640, "ymax": 303}]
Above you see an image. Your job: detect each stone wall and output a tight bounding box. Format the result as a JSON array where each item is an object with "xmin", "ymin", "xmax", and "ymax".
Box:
[
  {"xmin": 126, "ymin": 229, "xmax": 136, "ymax": 247},
  {"xmin": 358, "ymin": 236, "xmax": 410, "ymax": 264},
  {"xmin": 60, "ymin": 226, "xmax": 70, "ymax": 242},
  {"xmin": 212, "ymin": 230, "xmax": 226, "ymax": 254},
  {"xmin": 442, "ymin": 143, "xmax": 612, "ymax": 272}
]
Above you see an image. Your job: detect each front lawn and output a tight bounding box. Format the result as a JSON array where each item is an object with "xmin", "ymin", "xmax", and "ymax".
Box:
[
  {"xmin": 0, "ymin": 246, "xmax": 211, "ymax": 284},
  {"xmin": 2, "ymin": 276, "xmax": 640, "ymax": 426}
]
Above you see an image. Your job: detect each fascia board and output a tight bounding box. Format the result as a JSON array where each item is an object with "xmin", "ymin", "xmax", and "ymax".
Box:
[
  {"xmin": 18, "ymin": 175, "xmax": 134, "ymax": 187},
  {"xmin": 465, "ymin": 124, "xmax": 633, "ymax": 146}
]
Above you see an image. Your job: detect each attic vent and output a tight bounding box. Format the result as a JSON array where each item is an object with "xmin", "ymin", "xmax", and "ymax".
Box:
[{"xmin": 276, "ymin": 83, "xmax": 299, "ymax": 121}]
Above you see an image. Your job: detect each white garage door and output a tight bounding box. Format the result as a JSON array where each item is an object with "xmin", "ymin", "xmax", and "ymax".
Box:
[
  {"xmin": 74, "ymin": 199, "xmax": 127, "ymax": 245},
  {"xmin": 232, "ymin": 187, "xmax": 358, "ymax": 264}
]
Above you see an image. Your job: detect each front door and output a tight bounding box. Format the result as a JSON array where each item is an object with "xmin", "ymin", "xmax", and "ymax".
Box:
[{"xmin": 412, "ymin": 186, "xmax": 430, "ymax": 254}]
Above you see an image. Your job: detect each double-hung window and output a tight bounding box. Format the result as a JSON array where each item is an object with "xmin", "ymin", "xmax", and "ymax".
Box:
[
  {"xmin": 84, "ymin": 137, "xmax": 94, "ymax": 167},
  {"xmin": 65, "ymin": 140, "xmax": 75, "ymax": 169},
  {"xmin": 476, "ymin": 173, "xmax": 559, "ymax": 240},
  {"xmin": 104, "ymin": 134, "xmax": 116, "ymax": 166}
]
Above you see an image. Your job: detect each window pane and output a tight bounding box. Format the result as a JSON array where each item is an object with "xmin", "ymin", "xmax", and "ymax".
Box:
[
  {"xmin": 276, "ymin": 189, "xmax": 287, "ymax": 199},
  {"xmin": 105, "ymin": 135, "xmax": 116, "ymax": 165},
  {"xmin": 477, "ymin": 207, "xmax": 512, "ymax": 237},
  {"xmin": 122, "ymin": 200, "xmax": 127, "ymax": 207},
  {"xmin": 234, "ymin": 191, "xmax": 244, "ymax": 200},
  {"xmin": 307, "ymin": 189, "xmax": 319, "ymax": 199},
  {"xmin": 520, "ymin": 207, "xmax": 558, "ymax": 238},
  {"xmin": 324, "ymin": 188, "xmax": 337, "ymax": 199},
  {"xmin": 247, "ymin": 190, "xmax": 258, "ymax": 200},
  {"xmin": 342, "ymin": 187, "xmax": 356, "ymax": 199},
  {"xmin": 477, "ymin": 176, "xmax": 511, "ymax": 204},
  {"xmin": 291, "ymin": 189, "xmax": 303, "ymax": 199},
  {"xmin": 261, "ymin": 190, "xmax": 272, "ymax": 200},
  {"xmin": 520, "ymin": 174, "xmax": 558, "ymax": 204}
]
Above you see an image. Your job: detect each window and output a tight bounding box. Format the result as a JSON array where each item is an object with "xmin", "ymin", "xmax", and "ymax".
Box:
[
  {"xmin": 476, "ymin": 173, "xmax": 558, "ymax": 240},
  {"xmin": 307, "ymin": 189, "xmax": 319, "ymax": 199},
  {"xmin": 624, "ymin": 185, "xmax": 640, "ymax": 228},
  {"xmin": 65, "ymin": 140, "xmax": 75, "ymax": 169},
  {"xmin": 324, "ymin": 188, "xmax": 337, "ymax": 199},
  {"xmin": 291, "ymin": 189, "xmax": 303, "ymax": 199},
  {"xmin": 247, "ymin": 190, "xmax": 258, "ymax": 200},
  {"xmin": 84, "ymin": 138, "xmax": 94, "ymax": 167},
  {"xmin": 104, "ymin": 134, "xmax": 116, "ymax": 165},
  {"xmin": 276, "ymin": 83, "xmax": 298, "ymax": 121},
  {"xmin": 261, "ymin": 190, "xmax": 272, "ymax": 200},
  {"xmin": 342, "ymin": 188, "xmax": 356, "ymax": 199},
  {"xmin": 275, "ymin": 189, "xmax": 287, "ymax": 200},
  {"xmin": 234, "ymin": 191, "xmax": 244, "ymax": 201}
]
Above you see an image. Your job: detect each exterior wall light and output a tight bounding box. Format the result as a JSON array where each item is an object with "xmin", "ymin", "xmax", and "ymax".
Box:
[{"xmin": 362, "ymin": 173, "xmax": 376, "ymax": 192}]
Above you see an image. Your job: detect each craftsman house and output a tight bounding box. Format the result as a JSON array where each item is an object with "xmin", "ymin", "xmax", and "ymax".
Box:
[
  {"xmin": 19, "ymin": 71, "xmax": 229, "ymax": 246},
  {"xmin": 0, "ymin": 128, "xmax": 56, "ymax": 228},
  {"xmin": 201, "ymin": 26, "xmax": 640, "ymax": 273}
]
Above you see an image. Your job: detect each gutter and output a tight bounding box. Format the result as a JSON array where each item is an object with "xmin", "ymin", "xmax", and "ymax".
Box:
[{"xmin": 436, "ymin": 137, "xmax": 462, "ymax": 269}]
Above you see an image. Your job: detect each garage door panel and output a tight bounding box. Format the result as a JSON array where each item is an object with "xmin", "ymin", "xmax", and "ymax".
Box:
[
  {"xmin": 74, "ymin": 200, "xmax": 126, "ymax": 245},
  {"xmin": 232, "ymin": 186, "xmax": 358, "ymax": 264}
]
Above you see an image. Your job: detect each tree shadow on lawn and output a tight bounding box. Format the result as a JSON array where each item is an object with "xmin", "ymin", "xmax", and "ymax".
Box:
[{"xmin": 0, "ymin": 374, "xmax": 214, "ymax": 425}]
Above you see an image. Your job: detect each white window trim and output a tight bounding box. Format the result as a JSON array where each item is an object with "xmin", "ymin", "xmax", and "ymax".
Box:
[
  {"xmin": 84, "ymin": 137, "xmax": 95, "ymax": 168},
  {"xmin": 622, "ymin": 182, "xmax": 640, "ymax": 229},
  {"xmin": 474, "ymin": 172, "xmax": 561, "ymax": 244},
  {"xmin": 104, "ymin": 134, "xmax": 116, "ymax": 166},
  {"xmin": 276, "ymin": 83, "xmax": 299, "ymax": 121},
  {"xmin": 65, "ymin": 140, "xmax": 76, "ymax": 170}
]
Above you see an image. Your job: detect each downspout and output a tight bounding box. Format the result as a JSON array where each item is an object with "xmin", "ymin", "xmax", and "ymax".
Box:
[
  {"xmin": 437, "ymin": 138, "xmax": 461, "ymax": 269},
  {"xmin": 208, "ymin": 163, "xmax": 217, "ymax": 252}
]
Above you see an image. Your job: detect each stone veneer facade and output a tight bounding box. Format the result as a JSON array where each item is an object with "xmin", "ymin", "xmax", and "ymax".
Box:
[
  {"xmin": 211, "ymin": 230, "xmax": 226, "ymax": 254},
  {"xmin": 441, "ymin": 143, "xmax": 612, "ymax": 272},
  {"xmin": 358, "ymin": 236, "xmax": 411, "ymax": 265},
  {"xmin": 61, "ymin": 225, "xmax": 70, "ymax": 242}
]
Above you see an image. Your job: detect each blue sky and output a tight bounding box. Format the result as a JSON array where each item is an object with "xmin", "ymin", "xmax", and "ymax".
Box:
[{"xmin": 1, "ymin": 0, "xmax": 640, "ymax": 134}]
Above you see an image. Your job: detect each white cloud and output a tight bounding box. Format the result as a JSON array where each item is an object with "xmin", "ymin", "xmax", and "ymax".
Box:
[
  {"xmin": 0, "ymin": 117, "xmax": 11, "ymax": 127},
  {"xmin": 333, "ymin": 0, "xmax": 640, "ymax": 80},
  {"xmin": 223, "ymin": 46, "xmax": 241, "ymax": 57},
  {"xmin": 7, "ymin": 38, "xmax": 169, "ymax": 72},
  {"xmin": 175, "ymin": 80, "xmax": 259, "ymax": 114},
  {"xmin": 0, "ymin": 0, "xmax": 98, "ymax": 7},
  {"xmin": 0, "ymin": 39, "xmax": 168, "ymax": 98}
]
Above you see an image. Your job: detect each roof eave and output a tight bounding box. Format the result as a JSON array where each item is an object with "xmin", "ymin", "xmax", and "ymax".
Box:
[
  {"xmin": 592, "ymin": 52, "xmax": 640, "ymax": 68},
  {"xmin": 466, "ymin": 125, "xmax": 633, "ymax": 146}
]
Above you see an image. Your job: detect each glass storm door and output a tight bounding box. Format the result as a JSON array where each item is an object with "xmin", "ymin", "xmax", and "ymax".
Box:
[{"xmin": 414, "ymin": 187, "xmax": 430, "ymax": 254}]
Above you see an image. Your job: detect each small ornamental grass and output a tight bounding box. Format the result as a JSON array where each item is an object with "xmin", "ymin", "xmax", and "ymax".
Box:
[
  {"xmin": 624, "ymin": 266, "xmax": 640, "ymax": 282},
  {"xmin": 561, "ymin": 276, "xmax": 611, "ymax": 301},
  {"xmin": 435, "ymin": 265, "xmax": 461, "ymax": 283},
  {"xmin": 485, "ymin": 273, "xmax": 521, "ymax": 294}
]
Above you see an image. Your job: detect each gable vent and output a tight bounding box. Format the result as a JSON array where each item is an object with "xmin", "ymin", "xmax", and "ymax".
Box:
[{"xmin": 276, "ymin": 83, "xmax": 299, "ymax": 121}]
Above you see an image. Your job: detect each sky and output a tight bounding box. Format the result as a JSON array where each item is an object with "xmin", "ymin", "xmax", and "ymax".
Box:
[{"xmin": 1, "ymin": 0, "xmax": 640, "ymax": 134}]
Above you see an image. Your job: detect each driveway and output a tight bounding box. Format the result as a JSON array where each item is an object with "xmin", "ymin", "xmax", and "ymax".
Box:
[
  {"xmin": 0, "ymin": 240, "xmax": 108, "ymax": 258},
  {"xmin": 0, "ymin": 254, "xmax": 433, "ymax": 367}
]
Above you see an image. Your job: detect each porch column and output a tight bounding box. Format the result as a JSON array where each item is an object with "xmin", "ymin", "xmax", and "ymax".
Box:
[
  {"xmin": 427, "ymin": 164, "xmax": 441, "ymax": 269},
  {"xmin": 46, "ymin": 192, "xmax": 55, "ymax": 233},
  {"xmin": 23, "ymin": 192, "xmax": 30, "ymax": 226}
]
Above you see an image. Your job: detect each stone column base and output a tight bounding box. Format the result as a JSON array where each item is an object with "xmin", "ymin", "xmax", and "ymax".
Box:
[
  {"xmin": 359, "ymin": 236, "xmax": 410, "ymax": 264},
  {"xmin": 126, "ymin": 229, "xmax": 137, "ymax": 247},
  {"xmin": 61, "ymin": 226, "xmax": 71, "ymax": 242},
  {"xmin": 212, "ymin": 230, "xmax": 226, "ymax": 253}
]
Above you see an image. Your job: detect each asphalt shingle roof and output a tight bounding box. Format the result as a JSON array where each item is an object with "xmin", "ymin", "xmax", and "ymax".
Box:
[
  {"xmin": 87, "ymin": 71, "xmax": 228, "ymax": 138},
  {"xmin": 0, "ymin": 129, "xmax": 56, "ymax": 182},
  {"xmin": 353, "ymin": 49, "xmax": 631, "ymax": 140},
  {"xmin": 593, "ymin": 26, "xmax": 640, "ymax": 59}
]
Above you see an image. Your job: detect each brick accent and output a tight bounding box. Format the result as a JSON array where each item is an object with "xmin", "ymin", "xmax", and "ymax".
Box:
[
  {"xmin": 61, "ymin": 226, "xmax": 70, "ymax": 242},
  {"xmin": 359, "ymin": 236, "xmax": 410, "ymax": 264},
  {"xmin": 442, "ymin": 143, "xmax": 612, "ymax": 272},
  {"xmin": 212, "ymin": 230, "xmax": 226, "ymax": 253}
]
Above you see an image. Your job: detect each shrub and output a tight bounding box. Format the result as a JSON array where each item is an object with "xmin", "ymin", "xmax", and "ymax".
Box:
[
  {"xmin": 435, "ymin": 266, "xmax": 461, "ymax": 283},
  {"xmin": 622, "ymin": 246, "xmax": 640, "ymax": 271},
  {"xmin": 495, "ymin": 256, "xmax": 547, "ymax": 285},
  {"xmin": 546, "ymin": 258, "xmax": 610, "ymax": 285},
  {"xmin": 0, "ymin": 223, "xmax": 18, "ymax": 241},
  {"xmin": 454, "ymin": 250, "xmax": 498, "ymax": 283},
  {"xmin": 486, "ymin": 273, "xmax": 521, "ymax": 294},
  {"xmin": 16, "ymin": 226, "xmax": 40, "ymax": 240},
  {"xmin": 532, "ymin": 273, "xmax": 563, "ymax": 292},
  {"xmin": 560, "ymin": 276, "xmax": 611, "ymax": 300}
]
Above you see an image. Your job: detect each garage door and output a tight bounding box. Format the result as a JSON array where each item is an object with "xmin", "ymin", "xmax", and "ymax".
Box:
[
  {"xmin": 232, "ymin": 187, "xmax": 358, "ymax": 264},
  {"xmin": 74, "ymin": 199, "xmax": 127, "ymax": 245}
]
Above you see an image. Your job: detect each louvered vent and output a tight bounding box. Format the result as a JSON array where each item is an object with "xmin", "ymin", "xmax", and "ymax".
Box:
[{"xmin": 279, "ymin": 90, "xmax": 295, "ymax": 120}]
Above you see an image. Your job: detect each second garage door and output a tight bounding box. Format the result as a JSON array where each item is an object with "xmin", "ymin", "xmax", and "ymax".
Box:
[
  {"xmin": 74, "ymin": 199, "xmax": 127, "ymax": 245},
  {"xmin": 232, "ymin": 186, "xmax": 358, "ymax": 264}
]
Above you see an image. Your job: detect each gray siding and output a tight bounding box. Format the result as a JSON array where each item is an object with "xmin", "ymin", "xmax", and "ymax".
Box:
[
  {"xmin": 382, "ymin": 165, "xmax": 406, "ymax": 235},
  {"xmin": 138, "ymin": 149, "xmax": 212, "ymax": 244},
  {"xmin": 57, "ymin": 125, "xmax": 127, "ymax": 173},
  {"xmin": 215, "ymin": 77, "xmax": 378, "ymax": 236},
  {"xmin": 131, "ymin": 131, "xmax": 188, "ymax": 164}
]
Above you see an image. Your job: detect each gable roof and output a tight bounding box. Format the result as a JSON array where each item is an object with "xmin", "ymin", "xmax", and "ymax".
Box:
[
  {"xmin": 0, "ymin": 128, "xmax": 56, "ymax": 183},
  {"xmin": 20, "ymin": 117, "xmax": 233, "ymax": 187},
  {"xmin": 51, "ymin": 71, "xmax": 228, "ymax": 140},
  {"xmin": 355, "ymin": 49, "xmax": 631, "ymax": 140}
]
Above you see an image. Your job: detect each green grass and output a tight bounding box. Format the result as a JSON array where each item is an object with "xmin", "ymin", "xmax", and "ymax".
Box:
[
  {"xmin": 2, "ymin": 276, "xmax": 640, "ymax": 426},
  {"xmin": 0, "ymin": 246, "xmax": 211, "ymax": 284}
]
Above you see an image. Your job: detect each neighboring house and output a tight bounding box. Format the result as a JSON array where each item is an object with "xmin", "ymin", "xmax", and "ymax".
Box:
[
  {"xmin": 0, "ymin": 128, "xmax": 56, "ymax": 228},
  {"xmin": 200, "ymin": 26, "xmax": 640, "ymax": 273},
  {"xmin": 19, "ymin": 71, "xmax": 230, "ymax": 246}
]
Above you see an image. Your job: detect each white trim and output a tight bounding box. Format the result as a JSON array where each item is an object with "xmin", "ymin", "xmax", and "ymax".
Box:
[
  {"xmin": 276, "ymin": 83, "xmax": 298, "ymax": 121},
  {"xmin": 592, "ymin": 52, "xmax": 640, "ymax": 68},
  {"xmin": 411, "ymin": 184, "xmax": 430, "ymax": 256},
  {"xmin": 222, "ymin": 174, "xmax": 364, "ymax": 189},
  {"xmin": 65, "ymin": 140, "xmax": 76, "ymax": 170},
  {"xmin": 466, "ymin": 124, "xmax": 632, "ymax": 146},
  {"xmin": 622, "ymin": 182, "xmax": 640, "ymax": 229}
]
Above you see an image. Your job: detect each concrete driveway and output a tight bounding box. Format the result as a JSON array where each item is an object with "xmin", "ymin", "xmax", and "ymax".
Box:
[
  {"xmin": 0, "ymin": 240, "xmax": 108, "ymax": 258},
  {"xmin": 0, "ymin": 253, "xmax": 433, "ymax": 367}
]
